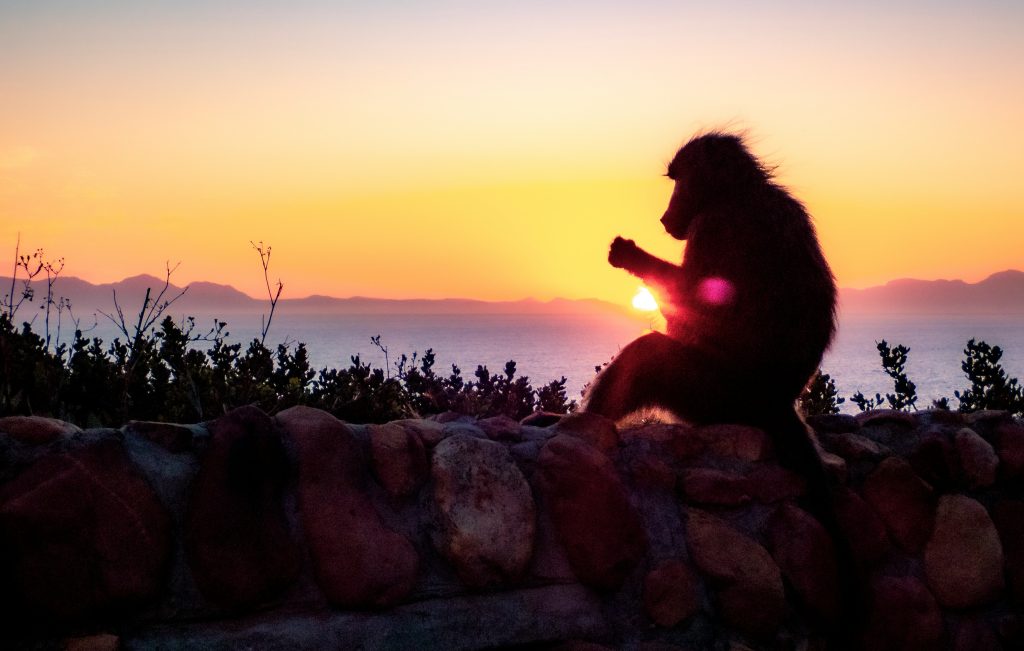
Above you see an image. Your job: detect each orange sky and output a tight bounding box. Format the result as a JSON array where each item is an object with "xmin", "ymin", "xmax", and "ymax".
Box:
[{"xmin": 1, "ymin": 1, "xmax": 1022, "ymax": 304}]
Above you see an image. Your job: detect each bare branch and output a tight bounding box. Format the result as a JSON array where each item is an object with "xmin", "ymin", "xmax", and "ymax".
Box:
[{"xmin": 251, "ymin": 241, "xmax": 283, "ymax": 344}]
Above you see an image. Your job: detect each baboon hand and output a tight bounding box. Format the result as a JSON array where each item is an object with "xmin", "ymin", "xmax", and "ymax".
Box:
[{"xmin": 608, "ymin": 236, "xmax": 639, "ymax": 270}]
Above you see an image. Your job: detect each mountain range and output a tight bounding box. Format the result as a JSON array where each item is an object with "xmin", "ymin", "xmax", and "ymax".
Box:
[{"xmin": 2, "ymin": 270, "xmax": 1022, "ymax": 318}]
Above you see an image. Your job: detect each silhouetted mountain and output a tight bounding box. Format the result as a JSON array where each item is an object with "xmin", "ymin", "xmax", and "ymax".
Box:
[
  {"xmin": 0, "ymin": 275, "xmax": 630, "ymax": 318},
  {"xmin": 3, "ymin": 270, "xmax": 1021, "ymax": 320},
  {"xmin": 838, "ymin": 270, "xmax": 1024, "ymax": 315}
]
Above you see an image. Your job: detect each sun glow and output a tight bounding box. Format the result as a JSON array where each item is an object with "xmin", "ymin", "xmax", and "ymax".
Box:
[{"xmin": 631, "ymin": 286, "xmax": 659, "ymax": 312}]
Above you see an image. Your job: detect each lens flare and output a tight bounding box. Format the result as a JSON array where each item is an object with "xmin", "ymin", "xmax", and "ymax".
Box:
[{"xmin": 632, "ymin": 286, "xmax": 659, "ymax": 312}]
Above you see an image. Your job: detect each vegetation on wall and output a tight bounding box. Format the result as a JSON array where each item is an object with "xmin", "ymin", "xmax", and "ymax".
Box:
[{"xmin": 1, "ymin": 239, "xmax": 1020, "ymax": 425}]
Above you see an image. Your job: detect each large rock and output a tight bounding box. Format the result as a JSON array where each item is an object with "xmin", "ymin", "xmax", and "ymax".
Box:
[
  {"xmin": 834, "ymin": 488, "xmax": 890, "ymax": 567},
  {"xmin": 478, "ymin": 415, "xmax": 523, "ymax": 442},
  {"xmin": 0, "ymin": 439, "xmax": 170, "ymax": 624},
  {"xmin": 0, "ymin": 415, "xmax": 80, "ymax": 444},
  {"xmin": 554, "ymin": 412, "xmax": 618, "ymax": 452},
  {"xmin": 908, "ymin": 432, "xmax": 959, "ymax": 489},
  {"xmin": 432, "ymin": 434, "xmax": 536, "ymax": 588},
  {"xmin": 388, "ymin": 418, "xmax": 447, "ymax": 448},
  {"xmin": 123, "ymin": 420, "xmax": 196, "ymax": 454},
  {"xmin": 277, "ymin": 407, "xmax": 418, "ymax": 607},
  {"xmin": 643, "ymin": 560, "xmax": 701, "ymax": 627},
  {"xmin": 767, "ymin": 504, "xmax": 839, "ymax": 624},
  {"xmin": 746, "ymin": 464, "xmax": 805, "ymax": 503},
  {"xmin": 994, "ymin": 421, "xmax": 1024, "ymax": 481},
  {"xmin": 924, "ymin": 494, "xmax": 1004, "ymax": 608},
  {"xmin": 862, "ymin": 457, "xmax": 936, "ymax": 552},
  {"xmin": 537, "ymin": 434, "xmax": 646, "ymax": 590},
  {"xmin": 864, "ymin": 576, "xmax": 943, "ymax": 651},
  {"xmin": 955, "ymin": 427, "xmax": 999, "ymax": 489},
  {"xmin": 686, "ymin": 509, "xmax": 785, "ymax": 639},
  {"xmin": 185, "ymin": 406, "xmax": 299, "ymax": 609},
  {"xmin": 992, "ymin": 500, "xmax": 1024, "ymax": 602},
  {"xmin": 368, "ymin": 423, "xmax": 428, "ymax": 499},
  {"xmin": 692, "ymin": 423, "xmax": 771, "ymax": 461},
  {"xmin": 679, "ymin": 468, "xmax": 750, "ymax": 506}
]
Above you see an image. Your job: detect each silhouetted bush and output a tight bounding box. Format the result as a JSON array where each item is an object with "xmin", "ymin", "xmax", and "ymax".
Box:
[
  {"xmin": 954, "ymin": 339, "xmax": 1024, "ymax": 415},
  {"xmin": 851, "ymin": 340, "xmax": 918, "ymax": 412},
  {"xmin": 0, "ymin": 312, "xmax": 577, "ymax": 426},
  {"xmin": 799, "ymin": 370, "xmax": 845, "ymax": 416}
]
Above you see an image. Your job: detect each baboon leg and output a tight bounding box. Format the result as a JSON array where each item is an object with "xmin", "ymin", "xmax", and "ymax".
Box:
[{"xmin": 583, "ymin": 332, "xmax": 729, "ymax": 423}]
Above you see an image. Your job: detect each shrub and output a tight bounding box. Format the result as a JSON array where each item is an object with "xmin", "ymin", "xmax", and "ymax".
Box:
[
  {"xmin": 954, "ymin": 339, "xmax": 1024, "ymax": 416},
  {"xmin": 799, "ymin": 369, "xmax": 845, "ymax": 416}
]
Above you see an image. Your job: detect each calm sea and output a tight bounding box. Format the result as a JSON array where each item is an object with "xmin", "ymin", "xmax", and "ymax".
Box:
[{"xmin": 73, "ymin": 311, "xmax": 1024, "ymax": 414}]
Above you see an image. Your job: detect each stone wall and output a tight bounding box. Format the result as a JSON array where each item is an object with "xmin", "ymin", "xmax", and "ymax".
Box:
[{"xmin": 1, "ymin": 406, "xmax": 1022, "ymax": 650}]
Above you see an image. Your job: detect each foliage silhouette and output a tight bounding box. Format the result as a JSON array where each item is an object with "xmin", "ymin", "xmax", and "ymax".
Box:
[
  {"xmin": 799, "ymin": 370, "xmax": 845, "ymax": 416},
  {"xmin": 850, "ymin": 340, "xmax": 918, "ymax": 412},
  {"xmin": 954, "ymin": 339, "xmax": 1024, "ymax": 415}
]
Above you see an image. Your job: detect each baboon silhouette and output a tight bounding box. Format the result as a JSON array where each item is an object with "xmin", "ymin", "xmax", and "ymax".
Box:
[{"xmin": 584, "ymin": 132, "xmax": 859, "ymax": 642}]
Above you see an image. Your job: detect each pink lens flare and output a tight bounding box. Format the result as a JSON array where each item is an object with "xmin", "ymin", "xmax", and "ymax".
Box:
[{"xmin": 697, "ymin": 277, "xmax": 735, "ymax": 306}]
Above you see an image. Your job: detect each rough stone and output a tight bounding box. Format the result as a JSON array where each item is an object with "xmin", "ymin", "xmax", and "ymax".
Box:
[
  {"xmin": 185, "ymin": 406, "xmax": 299, "ymax": 609},
  {"xmin": 994, "ymin": 421, "xmax": 1024, "ymax": 480},
  {"xmin": 833, "ymin": 487, "xmax": 890, "ymax": 567},
  {"xmin": 478, "ymin": 415, "xmax": 522, "ymax": 442},
  {"xmin": 643, "ymin": 559, "xmax": 701, "ymax": 627},
  {"xmin": 955, "ymin": 427, "xmax": 999, "ymax": 489},
  {"xmin": 679, "ymin": 468, "xmax": 750, "ymax": 506},
  {"xmin": 924, "ymin": 494, "xmax": 1004, "ymax": 608},
  {"xmin": 965, "ymin": 410, "xmax": 1013, "ymax": 428},
  {"xmin": 431, "ymin": 411, "xmax": 474, "ymax": 424},
  {"xmin": 554, "ymin": 411, "xmax": 618, "ymax": 452},
  {"xmin": 805, "ymin": 413, "xmax": 859, "ymax": 434},
  {"xmin": 64, "ymin": 633, "xmax": 120, "ymax": 651},
  {"xmin": 855, "ymin": 409, "xmax": 917, "ymax": 428},
  {"xmin": 628, "ymin": 422, "xmax": 692, "ymax": 445},
  {"xmin": 909, "ymin": 432, "xmax": 959, "ymax": 489},
  {"xmin": 629, "ymin": 453, "xmax": 676, "ymax": 491},
  {"xmin": 824, "ymin": 432, "xmax": 890, "ymax": 461},
  {"xmin": 520, "ymin": 411, "xmax": 563, "ymax": 427},
  {"xmin": 952, "ymin": 617, "xmax": 1001, "ymax": 651},
  {"xmin": 746, "ymin": 464, "xmax": 805, "ymax": 503},
  {"xmin": 123, "ymin": 420, "xmax": 195, "ymax": 453},
  {"xmin": 767, "ymin": 504, "xmax": 839, "ymax": 624},
  {"xmin": 368, "ymin": 422, "xmax": 428, "ymax": 499},
  {"xmin": 537, "ymin": 434, "xmax": 646, "ymax": 590},
  {"xmin": 0, "ymin": 415, "xmax": 80, "ymax": 444},
  {"xmin": 693, "ymin": 423, "xmax": 771, "ymax": 461},
  {"xmin": 992, "ymin": 500, "xmax": 1024, "ymax": 602},
  {"xmin": 862, "ymin": 457, "xmax": 936, "ymax": 552},
  {"xmin": 667, "ymin": 427, "xmax": 705, "ymax": 460},
  {"xmin": 0, "ymin": 440, "xmax": 171, "ymax": 623},
  {"xmin": 686, "ymin": 508, "xmax": 785, "ymax": 639},
  {"xmin": 388, "ymin": 418, "xmax": 447, "ymax": 447},
  {"xmin": 432, "ymin": 434, "xmax": 536, "ymax": 587},
  {"xmin": 921, "ymin": 408, "xmax": 966, "ymax": 427},
  {"xmin": 864, "ymin": 575, "xmax": 943, "ymax": 651},
  {"xmin": 278, "ymin": 407, "xmax": 418, "ymax": 608},
  {"xmin": 820, "ymin": 450, "xmax": 848, "ymax": 483}
]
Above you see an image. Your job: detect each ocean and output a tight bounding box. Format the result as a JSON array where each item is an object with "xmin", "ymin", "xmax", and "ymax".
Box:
[{"xmin": 64, "ymin": 309, "xmax": 1024, "ymax": 414}]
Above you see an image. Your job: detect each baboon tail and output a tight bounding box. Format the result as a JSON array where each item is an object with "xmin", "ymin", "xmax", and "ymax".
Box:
[{"xmin": 762, "ymin": 406, "xmax": 863, "ymax": 650}]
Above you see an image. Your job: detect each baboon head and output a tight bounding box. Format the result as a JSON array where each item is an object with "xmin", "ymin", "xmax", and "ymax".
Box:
[{"xmin": 661, "ymin": 132, "xmax": 771, "ymax": 240}]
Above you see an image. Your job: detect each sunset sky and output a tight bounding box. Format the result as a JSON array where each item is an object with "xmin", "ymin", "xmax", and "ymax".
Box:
[{"xmin": 1, "ymin": 1, "xmax": 1022, "ymax": 304}]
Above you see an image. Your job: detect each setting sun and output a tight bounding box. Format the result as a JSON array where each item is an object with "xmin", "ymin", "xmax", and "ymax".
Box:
[{"xmin": 631, "ymin": 286, "xmax": 659, "ymax": 312}]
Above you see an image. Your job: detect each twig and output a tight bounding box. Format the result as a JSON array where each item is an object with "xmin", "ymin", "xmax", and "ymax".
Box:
[{"xmin": 251, "ymin": 241, "xmax": 283, "ymax": 344}]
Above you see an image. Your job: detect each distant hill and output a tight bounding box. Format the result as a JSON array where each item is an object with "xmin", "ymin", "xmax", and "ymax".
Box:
[
  {"xmin": 2, "ymin": 270, "xmax": 1021, "ymax": 319},
  {"xmin": 838, "ymin": 270, "xmax": 1024, "ymax": 315},
  {"xmin": 0, "ymin": 274, "xmax": 631, "ymax": 318}
]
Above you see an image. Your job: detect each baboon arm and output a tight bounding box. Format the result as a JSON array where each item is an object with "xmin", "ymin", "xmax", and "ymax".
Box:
[{"xmin": 623, "ymin": 248, "xmax": 680, "ymax": 293}]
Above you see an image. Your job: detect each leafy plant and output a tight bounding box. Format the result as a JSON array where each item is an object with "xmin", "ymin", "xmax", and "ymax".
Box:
[
  {"xmin": 850, "ymin": 340, "xmax": 918, "ymax": 411},
  {"xmin": 954, "ymin": 339, "xmax": 1024, "ymax": 415},
  {"xmin": 799, "ymin": 369, "xmax": 845, "ymax": 416}
]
